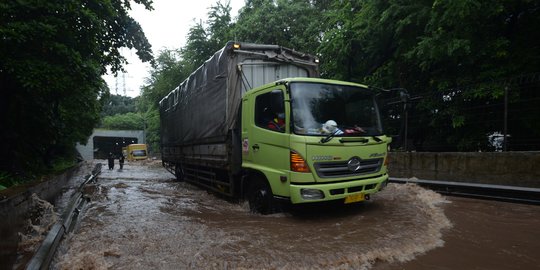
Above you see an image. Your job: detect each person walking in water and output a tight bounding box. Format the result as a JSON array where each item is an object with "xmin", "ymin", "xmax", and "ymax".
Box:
[
  {"xmin": 107, "ymin": 152, "xmax": 115, "ymax": 170},
  {"xmin": 119, "ymin": 154, "xmax": 125, "ymax": 170}
]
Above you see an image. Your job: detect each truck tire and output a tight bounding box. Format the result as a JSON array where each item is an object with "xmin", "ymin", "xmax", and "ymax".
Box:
[
  {"xmin": 248, "ymin": 177, "xmax": 273, "ymax": 214},
  {"xmin": 175, "ymin": 164, "xmax": 185, "ymax": 182}
]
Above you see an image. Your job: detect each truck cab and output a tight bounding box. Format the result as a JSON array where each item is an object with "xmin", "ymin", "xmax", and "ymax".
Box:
[
  {"xmin": 241, "ymin": 78, "xmax": 391, "ymax": 213},
  {"xmin": 126, "ymin": 144, "xmax": 148, "ymax": 161}
]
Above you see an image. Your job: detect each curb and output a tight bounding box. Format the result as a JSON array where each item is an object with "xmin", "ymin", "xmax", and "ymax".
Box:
[{"xmin": 389, "ymin": 177, "xmax": 540, "ymax": 205}]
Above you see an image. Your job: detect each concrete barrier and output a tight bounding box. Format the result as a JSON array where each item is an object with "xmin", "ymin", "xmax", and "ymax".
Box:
[
  {"xmin": 388, "ymin": 152, "xmax": 540, "ymax": 188},
  {"xmin": 0, "ymin": 164, "xmax": 84, "ymax": 269}
]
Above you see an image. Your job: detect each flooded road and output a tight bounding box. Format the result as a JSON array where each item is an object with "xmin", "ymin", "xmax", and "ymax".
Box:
[
  {"xmin": 51, "ymin": 161, "xmax": 539, "ymax": 269},
  {"xmin": 387, "ymin": 196, "xmax": 540, "ymax": 270}
]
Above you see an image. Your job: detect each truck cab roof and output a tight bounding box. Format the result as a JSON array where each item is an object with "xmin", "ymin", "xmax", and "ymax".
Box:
[{"xmin": 245, "ymin": 77, "xmax": 371, "ymax": 96}]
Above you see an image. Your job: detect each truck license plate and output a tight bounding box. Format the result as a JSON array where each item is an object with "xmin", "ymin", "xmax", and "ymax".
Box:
[{"xmin": 344, "ymin": 193, "xmax": 365, "ymax": 204}]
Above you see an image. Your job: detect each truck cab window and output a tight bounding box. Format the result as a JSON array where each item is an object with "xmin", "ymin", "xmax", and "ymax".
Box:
[{"xmin": 255, "ymin": 90, "xmax": 285, "ymax": 132}]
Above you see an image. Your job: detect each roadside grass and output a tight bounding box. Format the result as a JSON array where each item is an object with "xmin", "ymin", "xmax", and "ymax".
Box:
[
  {"xmin": 0, "ymin": 171, "xmax": 25, "ymax": 191},
  {"xmin": 0, "ymin": 158, "xmax": 77, "ymax": 191}
]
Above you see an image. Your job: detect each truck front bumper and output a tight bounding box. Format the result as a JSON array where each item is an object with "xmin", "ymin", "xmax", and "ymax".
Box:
[{"xmin": 289, "ymin": 174, "xmax": 388, "ymax": 204}]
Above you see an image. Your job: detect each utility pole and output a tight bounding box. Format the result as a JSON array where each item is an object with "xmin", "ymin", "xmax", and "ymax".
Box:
[
  {"xmin": 400, "ymin": 91, "xmax": 410, "ymax": 152},
  {"xmin": 503, "ymin": 86, "xmax": 508, "ymax": 152},
  {"xmin": 114, "ymin": 72, "xmax": 127, "ymax": 96},
  {"xmin": 386, "ymin": 88, "xmax": 418, "ymax": 152}
]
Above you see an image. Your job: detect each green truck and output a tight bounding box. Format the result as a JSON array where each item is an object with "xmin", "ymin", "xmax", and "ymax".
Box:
[{"xmin": 159, "ymin": 42, "xmax": 391, "ymax": 213}]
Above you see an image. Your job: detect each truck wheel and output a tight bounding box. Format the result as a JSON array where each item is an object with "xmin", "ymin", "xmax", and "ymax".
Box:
[
  {"xmin": 175, "ymin": 165, "xmax": 185, "ymax": 182},
  {"xmin": 248, "ymin": 178, "xmax": 273, "ymax": 214}
]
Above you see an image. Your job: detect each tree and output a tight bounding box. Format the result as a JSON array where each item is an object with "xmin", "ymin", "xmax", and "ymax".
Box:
[
  {"xmin": 101, "ymin": 94, "xmax": 138, "ymax": 117},
  {"xmin": 138, "ymin": 0, "xmax": 540, "ymax": 152},
  {"xmin": 182, "ymin": 0, "xmax": 234, "ymax": 68},
  {"xmin": 398, "ymin": 0, "xmax": 540, "ymax": 150},
  {"xmin": 207, "ymin": 1, "xmax": 233, "ymax": 51},
  {"xmin": 319, "ymin": 0, "xmax": 540, "ymax": 151},
  {"xmin": 234, "ymin": 0, "xmax": 323, "ymax": 53},
  {"xmin": 139, "ymin": 49, "xmax": 188, "ymax": 152},
  {"xmin": 102, "ymin": 112, "xmax": 145, "ymax": 130},
  {"xmin": 140, "ymin": 1, "xmax": 236, "ymax": 152},
  {"xmin": 0, "ymin": 0, "xmax": 154, "ymax": 176}
]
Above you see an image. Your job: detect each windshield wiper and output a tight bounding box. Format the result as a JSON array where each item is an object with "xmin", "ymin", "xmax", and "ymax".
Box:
[
  {"xmin": 320, "ymin": 130, "xmax": 337, "ymax": 143},
  {"xmin": 339, "ymin": 136, "xmax": 384, "ymax": 144}
]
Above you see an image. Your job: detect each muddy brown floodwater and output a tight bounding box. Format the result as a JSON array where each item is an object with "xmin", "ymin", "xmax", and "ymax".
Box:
[
  {"xmin": 51, "ymin": 160, "xmax": 539, "ymax": 270},
  {"xmin": 383, "ymin": 196, "xmax": 540, "ymax": 270}
]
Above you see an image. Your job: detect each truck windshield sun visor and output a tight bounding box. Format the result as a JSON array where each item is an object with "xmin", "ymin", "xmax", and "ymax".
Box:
[{"xmin": 290, "ymin": 82, "xmax": 384, "ymax": 137}]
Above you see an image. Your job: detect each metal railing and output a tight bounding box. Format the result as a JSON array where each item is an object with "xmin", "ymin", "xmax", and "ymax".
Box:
[{"xmin": 26, "ymin": 163, "xmax": 102, "ymax": 270}]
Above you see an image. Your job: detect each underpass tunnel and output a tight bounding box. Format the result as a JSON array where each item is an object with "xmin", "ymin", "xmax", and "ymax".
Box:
[{"xmin": 93, "ymin": 136, "xmax": 138, "ymax": 159}]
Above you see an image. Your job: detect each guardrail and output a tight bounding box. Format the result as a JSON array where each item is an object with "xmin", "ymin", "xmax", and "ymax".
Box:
[
  {"xmin": 26, "ymin": 163, "xmax": 102, "ymax": 270},
  {"xmin": 389, "ymin": 177, "xmax": 540, "ymax": 205}
]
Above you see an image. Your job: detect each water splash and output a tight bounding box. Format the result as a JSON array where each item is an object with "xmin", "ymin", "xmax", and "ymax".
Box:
[
  {"xmin": 18, "ymin": 193, "xmax": 58, "ymax": 253},
  {"xmin": 53, "ymin": 161, "xmax": 453, "ymax": 270}
]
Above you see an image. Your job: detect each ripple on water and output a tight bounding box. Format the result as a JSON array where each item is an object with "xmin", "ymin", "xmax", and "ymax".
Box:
[{"xmin": 54, "ymin": 178, "xmax": 452, "ymax": 270}]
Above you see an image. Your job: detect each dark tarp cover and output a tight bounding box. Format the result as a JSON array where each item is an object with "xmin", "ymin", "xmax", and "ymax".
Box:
[{"xmin": 160, "ymin": 42, "xmax": 318, "ymax": 147}]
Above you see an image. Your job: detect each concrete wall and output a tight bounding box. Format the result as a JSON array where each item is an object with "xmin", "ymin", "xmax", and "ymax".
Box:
[
  {"xmin": 388, "ymin": 152, "xmax": 540, "ymax": 188},
  {"xmin": 0, "ymin": 164, "xmax": 84, "ymax": 268},
  {"xmin": 76, "ymin": 129, "xmax": 145, "ymax": 160}
]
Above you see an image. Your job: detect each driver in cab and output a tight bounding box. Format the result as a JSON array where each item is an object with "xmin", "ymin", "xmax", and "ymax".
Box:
[{"xmin": 268, "ymin": 112, "xmax": 285, "ymax": 131}]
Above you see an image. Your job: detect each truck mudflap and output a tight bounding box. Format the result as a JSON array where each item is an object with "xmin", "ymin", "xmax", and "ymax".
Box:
[{"xmin": 289, "ymin": 174, "xmax": 388, "ymax": 204}]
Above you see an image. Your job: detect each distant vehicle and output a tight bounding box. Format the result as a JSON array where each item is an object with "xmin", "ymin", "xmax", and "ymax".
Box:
[
  {"xmin": 159, "ymin": 42, "xmax": 391, "ymax": 214},
  {"xmin": 126, "ymin": 144, "xmax": 147, "ymax": 161}
]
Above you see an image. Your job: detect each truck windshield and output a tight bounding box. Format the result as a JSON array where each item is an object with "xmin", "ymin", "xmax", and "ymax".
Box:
[
  {"xmin": 132, "ymin": 150, "xmax": 147, "ymax": 157},
  {"xmin": 290, "ymin": 82, "xmax": 383, "ymax": 136}
]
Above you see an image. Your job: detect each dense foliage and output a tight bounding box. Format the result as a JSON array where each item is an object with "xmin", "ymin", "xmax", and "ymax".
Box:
[
  {"xmin": 0, "ymin": 0, "xmax": 153, "ymax": 179},
  {"xmin": 2, "ymin": 0, "xmax": 539, "ymax": 183},
  {"xmin": 137, "ymin": 49, "xmax": 187, "ymax": 152},
  {"xmin": 141, "ymin": 0, "xmax": 540, "ymax": 153},
  {"xmin": 101, "ymin": 94, "xmax": 139, "ymax": 117},
  {"xmin": 102, "ymin": 112, "xmax": 144, "ymax": 130}
]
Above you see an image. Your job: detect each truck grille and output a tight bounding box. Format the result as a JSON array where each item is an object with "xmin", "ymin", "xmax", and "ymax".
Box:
[{"xmin": 314, "ymin": 158, "xmax": 383, "ymax": 178}]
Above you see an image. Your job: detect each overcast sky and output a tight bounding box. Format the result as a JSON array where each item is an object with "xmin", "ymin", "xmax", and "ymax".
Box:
[{"xmin": 104, "ymin": 0, "xmax": 245, "ymax": 97}]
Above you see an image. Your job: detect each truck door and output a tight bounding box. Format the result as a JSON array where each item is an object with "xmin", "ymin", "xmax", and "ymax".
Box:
[{"xmin": 244, "ymin": 87, "xmax": 290, "ymax": 194}]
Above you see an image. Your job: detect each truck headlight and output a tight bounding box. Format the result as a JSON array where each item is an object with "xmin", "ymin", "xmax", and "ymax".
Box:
[{"xmin": 301, "ymin": 188, "xmax": 325, "ymax": 200}]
